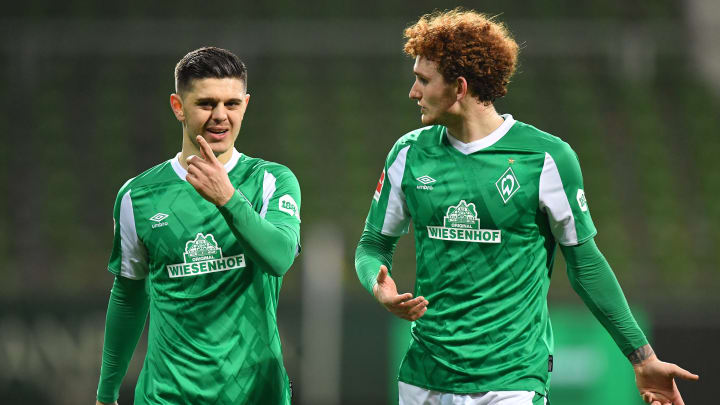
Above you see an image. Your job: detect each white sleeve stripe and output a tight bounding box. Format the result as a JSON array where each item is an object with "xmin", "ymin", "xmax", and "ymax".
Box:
[
  {"xmin": 260, "ymin": 170, "xmax": 277, "ymax": 219},
  {"xmin": 382, "ymin": 145, "xmax": 411, "ymax": 236},
  {"xmin": 119, "ymin": 190, "xmax": 149, "ymax": 279},
  {"xmin": 538, "ymin": 152, "xmax": 578, "ymax": 245}
]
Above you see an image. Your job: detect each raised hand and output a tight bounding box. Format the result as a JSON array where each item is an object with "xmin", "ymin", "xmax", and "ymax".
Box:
[
  {"xmin": 373, "ymin": 265, "xmax": 428, "ymax": 321},
  {"xmin": 186, "ymin": 135, "xmax": 236, "ymax": 206},
  {"xmin": 631, "ymin": 345, "xmax": 699, "ymax": 405}
]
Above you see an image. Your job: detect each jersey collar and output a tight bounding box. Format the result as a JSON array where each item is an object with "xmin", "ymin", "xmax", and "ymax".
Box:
[
  {"xmin": 170, "ymin": 148, "xmax": 242, "ymax": 181},
  {"xmin": 445, "ymin": 114, "xmax": 516, "ymax": 155}
]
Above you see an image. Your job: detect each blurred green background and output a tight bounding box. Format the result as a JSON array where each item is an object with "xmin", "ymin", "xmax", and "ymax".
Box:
[{"xmin": 0, "ymin": 0, "xmax": 716, "ymax": 404}]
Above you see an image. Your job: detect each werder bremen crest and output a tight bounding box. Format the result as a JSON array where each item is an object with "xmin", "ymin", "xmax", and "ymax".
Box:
[
  {"xmin": 427, "ymin": 200, "xmax": 501, "ymax": 243},
  {"xmin": 167, "ymin": 233, "xmax": 245, "ymax": 278}
]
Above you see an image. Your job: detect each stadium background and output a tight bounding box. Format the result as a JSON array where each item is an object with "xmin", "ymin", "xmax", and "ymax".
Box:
[{"xmin": 0, "ymin": 0, "xmax": 717, "ymax": 403}]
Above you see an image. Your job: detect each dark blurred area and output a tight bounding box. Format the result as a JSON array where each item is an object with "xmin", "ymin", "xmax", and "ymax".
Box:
[{"xmin": 0, "ymin": 1, "xmax": 717, "ymax": 404}]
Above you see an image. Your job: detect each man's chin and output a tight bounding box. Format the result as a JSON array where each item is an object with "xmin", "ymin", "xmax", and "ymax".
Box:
[{"xmin": 420, "ymin": 114, "xmax": 437, "ymax": 126}]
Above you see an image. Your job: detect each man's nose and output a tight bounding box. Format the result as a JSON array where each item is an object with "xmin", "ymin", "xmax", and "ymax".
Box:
[
  {"xmin": 211, "ymin": 104, "xmax": 228, "ymax": 121},
  {"xmin": 409, "ymin": 82, "xmax": 420, "ymax": 100}
]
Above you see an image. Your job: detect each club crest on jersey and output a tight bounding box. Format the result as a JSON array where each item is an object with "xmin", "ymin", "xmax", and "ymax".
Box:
[
  {"xmin": 373, "ymin": 170, "xmax": 385, "ymax": 202},
  {"xmin": 577, "ymin": 189, "xmax": 588, "ymax": 212},
  {"xmin": 166, "ymin": 233, "xmax": 245, "ymax": 278},
  {"xmin": 495, "ymin": 167, "xmax": 521, "ymax": 203},
  {"xmin": 427, "ymin": 200, "xmax": 501, "ymax": 243}
]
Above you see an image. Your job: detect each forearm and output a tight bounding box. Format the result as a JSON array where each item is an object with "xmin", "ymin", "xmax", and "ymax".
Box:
[
  {"xmin": 97, "ymin": 276, "xmax": 149, "ymax": 403},
  {"xmin": 561, "ymin": 239, "xmax": 648, "ymax": 356},
  {"xmin": 354, "ymin": 223, "xmax": 399, "ymax": 295},
  {"xmin": 218, "ymin": 191, "xmax": 298, "ymax": 277}
]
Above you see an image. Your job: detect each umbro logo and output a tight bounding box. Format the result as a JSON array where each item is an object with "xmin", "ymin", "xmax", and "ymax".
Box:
[
  {"xmin": 150, "ymin": 213, "xmax": 169, "ymax": 222},
  {"xmin": 150, "ymin": 213, "xmax": 169, "ymax": 228},
  {"xmin": 417, "ymin": 175, "xmax": 436, "ymax": 185},
  {"xmin": 417, "ymin": 175, "xmax": 436, "ymax": 190}
]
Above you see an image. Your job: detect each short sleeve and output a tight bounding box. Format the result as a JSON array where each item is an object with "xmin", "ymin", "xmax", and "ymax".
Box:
[
  {"xmin": 257, "ymin": 166, "xmax": 301, "ymax": 247},
  {"xmin": 108, "ymin": 182, "xmax": 149, "ymax": 279},
  {"xmin": 538, "ymin": 143, "xmax": 597, "ymax": 246},
  {"xmin": 366, "ymin": 142, "xmax": 411, "ymax": 237}
]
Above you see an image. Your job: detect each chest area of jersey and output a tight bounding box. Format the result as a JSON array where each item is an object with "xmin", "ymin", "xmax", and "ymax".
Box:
[
  {"xmin": 403, "ymin": 150, "xmax": 544, "ymax": 237},
  {"xmin": 132, "ymin": 181, "xmax": 264, "ymax": 278}
]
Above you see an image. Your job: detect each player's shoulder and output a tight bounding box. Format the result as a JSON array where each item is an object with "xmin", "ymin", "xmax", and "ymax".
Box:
[
  {"xmin": 385, "ymin": 125, "xmax": 444, "ymax": 161},
  {"xmin": 238, "ymin": 154, "xmax": 298, "ymax": 182},
  {"xmin": 116, "ymin": 159, "xmax": 178, "ymax": 196},
  {"xmin": 507, "ymin": 120, "xmax": 576, "ymax": 159},
  {"xmin": 396, "ymin": 125, "xmax": 444, "ymax": 147}
]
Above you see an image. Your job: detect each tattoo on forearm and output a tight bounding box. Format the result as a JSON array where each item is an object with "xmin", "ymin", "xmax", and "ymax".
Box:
[{"xmin": 628, "ymin": 345, "xmax": 654, "ymax": 365}]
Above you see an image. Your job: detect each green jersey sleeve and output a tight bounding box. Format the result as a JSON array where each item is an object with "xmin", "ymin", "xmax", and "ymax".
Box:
[
  {"xmin": 354, "ymin": 222, "xmax": 400, "ymax": 295},
  {"xmin": 218, "ymin": 165, "xmax": 301, "ymax": 277},
  {"xmin": 539, "ymin": 142, "xmax": 597, "ymax": 246},
  {"xmin": 96, "ymin": 275, "xmax": 150, "ymax": 403},
  {"xmin": 562, "ymin": 239, "xmax": 648, "ymax": 355},
  {"xmin": 366, "ymin": 139, "xmax": 412, "ymax": 236},
  {"xmin": 108, "ymin": 179, "xmax": 149, "ymax": 279}
]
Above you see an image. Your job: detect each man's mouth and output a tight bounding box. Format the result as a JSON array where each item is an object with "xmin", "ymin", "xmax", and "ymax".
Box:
[{"xmin": 205, "ymin": 127, "xmax": 229, "ymax": 139}]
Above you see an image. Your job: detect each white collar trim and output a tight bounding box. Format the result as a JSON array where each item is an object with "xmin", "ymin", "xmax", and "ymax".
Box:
[
  {"xmin": 446, "ymin": 114, "xmax": 516, "ymax": 155},
  {"xmin": 170, "ymin": 148, "xmax": 242, "ymax": 181}
]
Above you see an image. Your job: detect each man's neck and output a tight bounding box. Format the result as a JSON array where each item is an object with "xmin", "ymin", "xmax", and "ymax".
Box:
[
  {"xmin": 445, "ymin": 102, "xmax": 504, "ymax": 144},
  {"xmin": 179, "ymin": 134, "xmax": 234, "ymax": 169}
]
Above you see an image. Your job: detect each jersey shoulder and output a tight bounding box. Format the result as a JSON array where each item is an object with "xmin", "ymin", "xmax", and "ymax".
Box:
[
  {"xmin": 236, "ymin": 154, "xmax": 298, "ymax": 182},
  {"xmin": 116, "ymin": 159, "xmax": 179, "ymax": 197},
  {"xmin": 505, "ymin": 120, "xmax": 577, "ymax": 160},
  {"xmin": 385, "ymin": 125, "xmax": 444, "ymax": 162}
]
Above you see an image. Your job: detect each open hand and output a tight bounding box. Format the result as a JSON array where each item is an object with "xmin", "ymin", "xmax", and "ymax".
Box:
[
  {"xmin": 634, "ymin": 354, "xmax": 699, "ymax": 405},
  {"xmin": 186, "ymin": 135, "xmax": 236, "ymax": 206},
  {"xmin": 373, "ymin": 265, "xmax": 428, "ymax": 321}
]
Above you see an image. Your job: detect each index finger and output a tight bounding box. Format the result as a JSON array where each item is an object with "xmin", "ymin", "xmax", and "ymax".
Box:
[{"xmin": 196, "ymin": 135, "xmax": 218, "ymax": 163}]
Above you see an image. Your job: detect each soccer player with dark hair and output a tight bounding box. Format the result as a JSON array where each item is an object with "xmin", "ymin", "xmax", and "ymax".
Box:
[
  {"xmin": 95, "ymin": 47, "xmax": 301, "ymax": 405},
  {"xmin": 355, "ymin": 9, "xmax": 697, "ymax": 405}
]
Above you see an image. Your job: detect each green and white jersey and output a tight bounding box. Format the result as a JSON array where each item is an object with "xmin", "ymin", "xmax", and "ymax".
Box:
[
  {"xmin": 367, "ymin": 115, "xmax": 596, "ymax": 395},
  {"xmin": 109, "ymin": 149, "xmax": 300, "ymax": 404}
]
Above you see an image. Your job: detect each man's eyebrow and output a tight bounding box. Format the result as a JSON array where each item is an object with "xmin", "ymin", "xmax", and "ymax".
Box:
[{"xmin": 195, "ymin": 97, "xmax": 244, "ymax": 103}]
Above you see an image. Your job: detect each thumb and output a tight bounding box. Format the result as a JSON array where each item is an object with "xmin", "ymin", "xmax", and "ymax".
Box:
[
  {"xmin": 671, "ymin": 365, "xmax": 699, "ymax": 381},
  {"xmin": 376, "ymin": 265, "xmax": 388, "ymax": 284}
]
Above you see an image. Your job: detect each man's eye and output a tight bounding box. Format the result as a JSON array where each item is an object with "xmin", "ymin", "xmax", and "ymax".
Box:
[{"xmin": 419, "ymin": 77, "xmax": 429, "ymax": 85}]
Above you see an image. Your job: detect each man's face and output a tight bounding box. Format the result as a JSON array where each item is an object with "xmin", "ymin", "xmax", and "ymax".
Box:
[
  {"xmin": 409, "ymin": 56, "xmax": 458, "ymax": 126},
  {"xmin": 171, "ymin": 77, "xmax": 250, "ymax": 157}
]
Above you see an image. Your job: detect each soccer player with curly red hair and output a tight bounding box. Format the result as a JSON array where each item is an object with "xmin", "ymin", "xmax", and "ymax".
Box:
[{"xmin": 355, "ymin": 9, "xmax": 697, "ymax": 405}]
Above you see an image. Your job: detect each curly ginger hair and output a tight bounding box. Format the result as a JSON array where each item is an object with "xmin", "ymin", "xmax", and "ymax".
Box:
[{"xmin": 404, "ymin": 9, "xmax": 519, "ymax": 103}]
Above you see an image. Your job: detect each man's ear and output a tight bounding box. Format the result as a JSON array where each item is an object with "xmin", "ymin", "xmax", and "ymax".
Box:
[
  {"xmin": 456, "ymin": 76, "xmax": 468, "ymax": 101},
  {"xmin": 170, "ymin": 93, "xmax": 185, "ymax": 121}
]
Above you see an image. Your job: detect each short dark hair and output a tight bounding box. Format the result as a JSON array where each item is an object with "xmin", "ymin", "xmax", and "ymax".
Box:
[{"xmin": 174, "ymin": 47, "xmax": 248, "ymax": 94}]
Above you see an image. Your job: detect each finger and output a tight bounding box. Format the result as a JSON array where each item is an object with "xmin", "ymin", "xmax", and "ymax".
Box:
[
  {"xmin": 404, "ymin": 305, "xmax": 427, "ymax": 321},
  {"xmin": 388, "ymin": 293, "xmax": 413, "ymax": 305},
  {"xmin": 196, "ymin": 135, "xmax": 218, "ymax": 163},
  {"xmin": 671, "ymin": 365, "xmax": 699, "ymax": 381},
  {"xmin": 409, "ymin": 306, "xmax": 428, "ymax": 320},
  {"xmin": 186, "ymin": 154, "xmax": 203, "ymax": 166},
  {"xmin": 672, "ymin": 384, "xmax": 686, "ymax": 405},
  {"xmin": 376, "ymin": 266, "xmax": 388, "ymax": 284},
  {"xmin": 397, "ymin": 297, "xmax": 425, "ymax": 309},
  {"xmin": 406, "ymin": 302, "xmax": 428, "ymax": 318}
]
